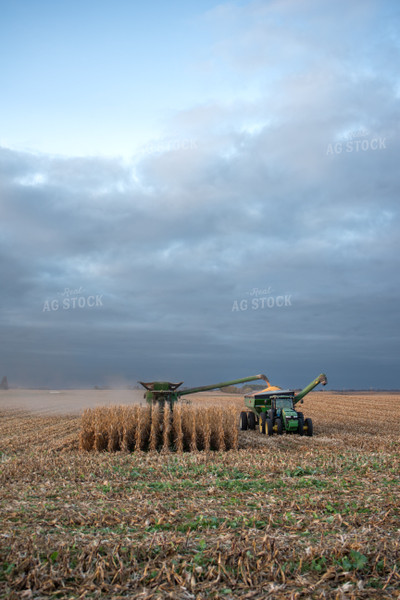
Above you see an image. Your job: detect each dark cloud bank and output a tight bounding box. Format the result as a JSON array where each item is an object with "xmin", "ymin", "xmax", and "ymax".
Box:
[{"xmin": 0, "ymin": 1, "xmax": 399, "ymax": 388}]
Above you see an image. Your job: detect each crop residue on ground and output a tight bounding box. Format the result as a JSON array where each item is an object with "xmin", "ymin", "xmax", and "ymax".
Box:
[{"xmin": 0, "ymin": 392, "xmax": 399, "ymax": 599}]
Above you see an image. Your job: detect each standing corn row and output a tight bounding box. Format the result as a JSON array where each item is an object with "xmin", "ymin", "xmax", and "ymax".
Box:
[
  {"xmin": 173, "ymin": 404, "xmax": 184, "ymax": 452},
  {"xmin": 94, "ymin": 407, "xmax": 108, "ymax": 451},
  {"xmin": 149, "ymin": 405, "xmax": 160, "ymax": 451},
  {"xmin": 121, "ymin": 406, "xmax": 136, "ymax": 452},
  {"xmin": 217, "ymin": 408, "xmax": 226, "ymax": 451},
  {"xmin": 201, "ymin": 409, "xmax": 211, "ymax": 452},
  {"xmin": 189, "ymin": 409, "xmax": 198, "ymax": 453},
  {"xmin": 80, "ymin": 404, "xmax": 240, "ymax": 452},
  {"xmin": 133, "ymin": 406, "xmax": 142, "ymax": 451},
  {"xmin": 230, "ymin": 406, "xmax": 239, "ymax": 450},
  {"xmin": 79, "ymin": 409, "xmax": 95, "ymax": 451},
  {"xmin": 107, "ymin": 407, "xmax": 121, "ymax": 451},
  {"xmin": 162, "ymin": 405, "xmax": 171, "ymax": 452}
]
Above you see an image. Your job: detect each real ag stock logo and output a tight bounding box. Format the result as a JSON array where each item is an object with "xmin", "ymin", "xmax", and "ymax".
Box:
[
  {"xmin": 42, "ymin": 287, "xmax": 104, "ymax": 312},
  {"xmin": 232, "ymin": 286, "xmax": 292, "ymax": 312},
  {"xmin": 326, "ymin": 129, "xmax": 387, "ymax": 155}
]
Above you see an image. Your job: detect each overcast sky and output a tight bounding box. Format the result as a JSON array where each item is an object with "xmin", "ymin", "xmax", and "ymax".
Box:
[{"xmin": 0, "ymin": 0, "xmax": 399, "ymax": 389}]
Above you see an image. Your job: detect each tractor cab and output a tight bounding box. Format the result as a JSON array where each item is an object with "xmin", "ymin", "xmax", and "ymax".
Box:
[
  {"xmin": 271, "ymin": 395, "xmax": 295, "ymax": 413},
  {"xmin": 269, "ymin": 394, "xmax": 299, "ymax": 431},
  {"xmin": 272, "ymin": 395, "xmax": 294, "ymax": 408}
]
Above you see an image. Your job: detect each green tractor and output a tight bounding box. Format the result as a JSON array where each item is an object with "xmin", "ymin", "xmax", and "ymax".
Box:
[
  {"xmin": 240, "ymin": 373, "xmax": 327, "ymax": 436},
  {"xmin": 139, "ymin": 374, "xmax": 269, "ymax": 410}
]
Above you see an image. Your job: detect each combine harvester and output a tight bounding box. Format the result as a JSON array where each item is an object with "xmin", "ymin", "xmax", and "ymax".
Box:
[
  {"xmin": 240, "ymin": 373, "xmax": 327, "ymax": 437},
  {"xmin": 81, "ymin": 374, "xmax": 269, "ymax": 453},
  {"xmin": 139, "ymin": 374, "xmax": 269, "ymax": 409}
]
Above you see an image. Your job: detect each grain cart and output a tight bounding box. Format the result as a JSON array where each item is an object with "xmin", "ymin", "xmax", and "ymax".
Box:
[
  {"xmin": 139, "ymin": 374, "xmax": 269, "ymax": 410},
  {"xmin": 240, "ymin": 373, "xmax": 327, "ymax": 436}
]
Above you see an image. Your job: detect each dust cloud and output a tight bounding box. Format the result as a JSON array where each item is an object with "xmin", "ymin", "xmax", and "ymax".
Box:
[{"xmin": 0, "ymin": 389, "xmax": 145, "ymax": 416}]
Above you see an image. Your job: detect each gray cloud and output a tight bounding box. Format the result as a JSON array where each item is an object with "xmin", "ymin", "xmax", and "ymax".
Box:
[{"xmin": 0, "ymin": 0, "xmax": 399, "ymax": 389}]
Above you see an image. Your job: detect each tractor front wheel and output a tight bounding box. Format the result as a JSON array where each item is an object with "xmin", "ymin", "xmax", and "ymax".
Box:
[
  {"xmin": 304, "ymin": 418, "xmax": 313, "ymax": 437},
  {"xmin": 239, "ymin": 411, "xmax": 248, "ymax": 431},
  {"xmin": 247, "ymin": 412, "xmax": 256, "ymax": 430},
  {"xmin": 266, "ymin": 418, "xmax": 273, "ymax": 436},
  {"xmin": 275, "ymin": 418, "xmax": 283, "ymax": 435},
  {"xmin": 298, "ymin": 416, "xmax": 304, "ymax": 436}
]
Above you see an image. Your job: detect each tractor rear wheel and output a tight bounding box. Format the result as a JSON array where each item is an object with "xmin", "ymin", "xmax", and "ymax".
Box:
[
  {"xmin": 239, "ymin": 411, "xmax": 248, "ymax": 431},
  {"xmin": 247, "ymin": 412, "xmax": 256, "ymax": 430},
  {"xmin": 266, "ymin": 418, "xmax": 273, "ymax": 436},
  {"xmin": 304, "ymin": 418, "xmax": 313, "ymax": 437},
  {"xmin": 298, "ymin": 417, "xmax": 304, "ymax": 436},
  {"xmin": 275, "ymin": 418, "xmax": 283, "ymax": 435},
  {"xmin": 259, "ymin": 412, "xmax": 267, "ymax": 434}
]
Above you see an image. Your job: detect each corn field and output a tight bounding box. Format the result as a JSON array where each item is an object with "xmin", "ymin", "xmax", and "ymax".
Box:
[
  {"xmin": 1, "ymin": 392, "xmax": 400, "ymax": 599},
  {"xmin": 79, "ymin": 404, "xmax": 239, "ymax": 452}
]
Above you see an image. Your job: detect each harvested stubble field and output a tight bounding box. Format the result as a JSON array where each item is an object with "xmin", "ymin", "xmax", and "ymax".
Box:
[{"xmin": 0, "ymin": 392, "xmax": 400, "ymax": 599}]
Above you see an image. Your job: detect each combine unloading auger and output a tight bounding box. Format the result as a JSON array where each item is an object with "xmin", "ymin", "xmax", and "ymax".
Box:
[{"xmin": 139, "ymin": 374, "xmax": 269, "ymax": 410}]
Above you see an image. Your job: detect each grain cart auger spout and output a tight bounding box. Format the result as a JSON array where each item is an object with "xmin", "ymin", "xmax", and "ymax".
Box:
[
  {"xmin": 241, "ymin": 373, "xmax": 327, "ymax": 437},
  {"xmin": 139, "ymin": 374, "xmax": 269, "ymax": 410}
]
